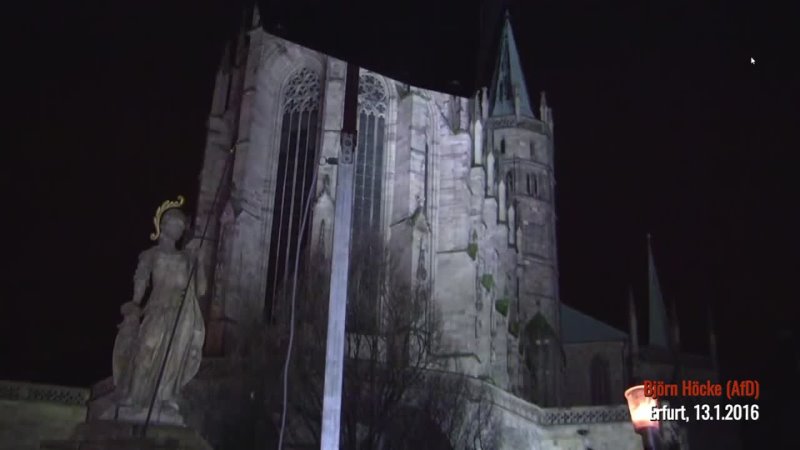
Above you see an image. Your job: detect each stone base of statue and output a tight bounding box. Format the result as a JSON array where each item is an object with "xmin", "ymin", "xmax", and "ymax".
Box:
[
  {"xmin": 88, "ymin": 378, "xmax": 194, "ymax": 428},
  {"xmin": 98, "ymin": 402, "xmax": 187, "ymax": 427},
  {"xmin": 86, "ymin": 357, "xmax": 277, "ymax": 450},
  {"xmin": 40, "ymin": 419, "xmax": 213, "ymax": 450}
]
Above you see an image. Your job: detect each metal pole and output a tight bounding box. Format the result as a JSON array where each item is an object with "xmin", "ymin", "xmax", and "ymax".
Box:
[{"xmin": 320, "ymin": 63, "xmax": 359, "ymax": 450}]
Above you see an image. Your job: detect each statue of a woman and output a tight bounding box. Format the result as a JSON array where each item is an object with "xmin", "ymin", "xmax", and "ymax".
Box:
[{"xmin": 110, "ymin": 195, "xmax": 206, "ymax": 423}]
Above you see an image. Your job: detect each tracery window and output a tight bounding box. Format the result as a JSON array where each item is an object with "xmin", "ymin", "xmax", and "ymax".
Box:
[
  {"xmin": 348, "ymin": 73, "xmax": 388, "ymax": 334},
  {"xmin": 266, "ymin": 68, "xmax": 321, "ymax": 319},
  {"xmin": 352, "ymin": 73, "xmax": 388, "ymax": 239}
]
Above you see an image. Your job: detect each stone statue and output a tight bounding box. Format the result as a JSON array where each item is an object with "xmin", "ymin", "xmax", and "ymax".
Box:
[{"xmin": 107, "ymin": 195, "xmax": 206, "ymax": 425}]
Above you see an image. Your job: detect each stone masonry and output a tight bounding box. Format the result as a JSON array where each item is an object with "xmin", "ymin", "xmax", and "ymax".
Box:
[{"xmin": 188, "ymin": 5, "xmax": 656, "ymax": 449}]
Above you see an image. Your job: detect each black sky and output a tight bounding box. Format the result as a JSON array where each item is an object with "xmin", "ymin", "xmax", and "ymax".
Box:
[{"xmin": 3, "ymin": 0, "xmax": 798, "ymax": 445}]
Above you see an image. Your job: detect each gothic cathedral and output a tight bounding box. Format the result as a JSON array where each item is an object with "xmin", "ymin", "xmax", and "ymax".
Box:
[{"xmin": 187, "ymin": 4, "xmax": 720, "ymax": 448}]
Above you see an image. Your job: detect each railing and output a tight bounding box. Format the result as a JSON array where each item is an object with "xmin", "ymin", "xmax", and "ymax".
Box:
[
  {"xmin": 410, "ymin": 369, "xmax": 632, "ymax": 427},
  {"xmin": 538, "ymin": 405, "xmax": 631, "ymax": 425},
  {"xmin": 481, "ymin": 379, "xmax": 631, "ymax": 426},
  {"xmin": 0, "ymin": 380, "xmax": 90, "ymax": 406}
]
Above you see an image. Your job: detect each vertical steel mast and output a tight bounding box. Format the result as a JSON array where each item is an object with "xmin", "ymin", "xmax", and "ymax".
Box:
[{"xmin": 320, "ymin": 63, "xmax": 359, "ymax": 450}]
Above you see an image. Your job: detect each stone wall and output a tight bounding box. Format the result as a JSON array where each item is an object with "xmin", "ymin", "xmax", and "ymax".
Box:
[
  {"xmin": 0, "ymin": 380, "xmax": 89, "ymax": 450},
  {"xmin": 483, "ymin": 382, "xmax": 642, "ymax": 450}
]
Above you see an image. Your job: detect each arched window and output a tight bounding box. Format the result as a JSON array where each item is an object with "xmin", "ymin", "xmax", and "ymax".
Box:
[
  {"xmin": 590, "ymin": 355, "xmax": 612, "ymax": 405},
  {"xmin": 266, "ymin": 68, "xmax": 321, "ymax": 319},
  {"xmin": 500, "ymin": 138, "xmax": 506, "ymax": 154},
  {"xmin": 527, "ymin": 174, "xmax": 538, "ymax": 197},
  {"xmin": 347, "ymin": 73, "xmax": 388, "ymax": 334},
  {"xmin": 353, "ymin": 73, "xmax": 388, "ymax": 239}
]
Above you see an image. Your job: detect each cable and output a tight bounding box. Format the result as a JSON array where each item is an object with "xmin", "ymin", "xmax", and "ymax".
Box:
[
  {"xmin": 141, "ymin": 146, "xmax": 235, "ymax": 436},
  {"xmin": 277, "ymin": 162, "xmax": 319, "ymax": 449}
]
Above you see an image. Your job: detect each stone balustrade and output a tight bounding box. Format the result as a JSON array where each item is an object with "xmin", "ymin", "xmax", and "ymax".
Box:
[
  {"xmin": 484, "ymin": 381, "xmax": 631, "ymax": 426},
  {"xmin": 0, "ymin": 380, "xmax": 89, "ymax": 406}
]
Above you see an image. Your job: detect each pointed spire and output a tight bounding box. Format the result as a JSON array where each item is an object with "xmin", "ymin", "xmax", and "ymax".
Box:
[
  {"xmin": 628, "ymin": 286, "xmax": 640, "ymax": 381},
  {"xmin": 670, "ymin": 299, "xmax": 681, "ymax": 350},
  {"xmin": 508, "ymin": 203, "xmax": 516, "ymax": 245},
  {"xmin": 481, "ymin": 87, "xmax": 489, "ymax": 121},
  {"xmin": 628, "ymin": 286, "xmax": 639, "ymax": 355},
  {"xmin": 250, "ymin": 0, "xmax": 260, "ymax": 29},
  {"xmin": 488, "ymin": 12, "xmax": 535, "ymax": 119},
  {"xmin": 540, "ymin": 91, "xmax": 552, "ymax": 125},
  {"xmin": 472, "ymin": 99, "xmax": 484, "ymax": 165},
  {"xmin": 486, "ymin": 152, "xmax": 495, "ymax": 195},
  {"xmin": 647, "ymin": 234, "xmax": 670, "ymax": 348},
  {"xmin": 498, "ymin": 178, "xmax": 507, "ymax": 222}
]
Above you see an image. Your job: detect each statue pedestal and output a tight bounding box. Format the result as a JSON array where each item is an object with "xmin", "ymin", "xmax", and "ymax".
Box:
[
  {"xmin": 40, "ymin": 420, "xmax": 213, "ymax": 450},
  {"xmin": 99, "ymin": 403, "xmax": 186, "ymax": 427}
]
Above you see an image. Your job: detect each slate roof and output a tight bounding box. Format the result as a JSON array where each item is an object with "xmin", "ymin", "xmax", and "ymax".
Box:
[{"xmin": 560, "ymin": 304, "xmax": 629, "ymax": 344}]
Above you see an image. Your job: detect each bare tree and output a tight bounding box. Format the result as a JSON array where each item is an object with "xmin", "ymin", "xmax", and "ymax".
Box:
[
  {"xmin": 338, "ymin": 233, "xmax": 440, "ymax": 449},
  {"xmin": 254, "ymin": 235, "xmax": 496, "ymax": 450},
  {"xmin": 419, "ymin": 371, "xmax": 499, "ymax": 450},
  {"xmin": 381, "ymin": 368, "xmax": 500, "ymax": 450}
]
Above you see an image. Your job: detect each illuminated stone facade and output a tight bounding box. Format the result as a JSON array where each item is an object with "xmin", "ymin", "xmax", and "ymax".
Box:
[{"xmin": 188, "ymin": 5, "xmax": 721, "ymax": 449}]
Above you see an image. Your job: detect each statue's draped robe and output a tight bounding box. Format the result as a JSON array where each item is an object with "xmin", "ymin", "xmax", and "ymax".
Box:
[
  {"xmin": 126, "ymin": 248, "xmax": 205, "ymax": 407},
  {"xmin": 112, "ymin": 307, "xmax": 140, "ymax": 397}
]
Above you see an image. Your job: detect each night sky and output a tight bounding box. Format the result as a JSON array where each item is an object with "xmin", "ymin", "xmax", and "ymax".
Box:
[{"xmin": 4, "ymin": 0, "xmax": 797, "ymax": 445}]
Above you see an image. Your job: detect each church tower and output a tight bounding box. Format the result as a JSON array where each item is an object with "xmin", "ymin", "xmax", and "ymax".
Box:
[{"xmin": 485, "ymin": 12, "xmax": 562, "ymax": 406}]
